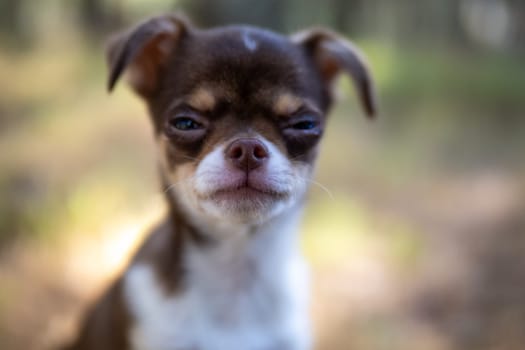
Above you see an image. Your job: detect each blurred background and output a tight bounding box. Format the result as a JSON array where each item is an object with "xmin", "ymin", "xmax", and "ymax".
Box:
[{"xmin": 0, "ymin": 0, "xmax": 524, "ymax": 349}]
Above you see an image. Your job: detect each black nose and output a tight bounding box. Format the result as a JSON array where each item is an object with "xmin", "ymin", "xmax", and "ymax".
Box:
[{"xmin": 226, "ymin": 138, "xmax": 269, "ymax": 171}]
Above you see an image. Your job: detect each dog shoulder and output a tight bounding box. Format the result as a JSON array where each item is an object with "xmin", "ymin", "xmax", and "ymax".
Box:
[
  {"xmin": 63, "ymin": 278, "xmax": 131, "ymax": 350},
  {"xmin": 65, "ymin": 220, "xmax": 181, "ymax": 350}
]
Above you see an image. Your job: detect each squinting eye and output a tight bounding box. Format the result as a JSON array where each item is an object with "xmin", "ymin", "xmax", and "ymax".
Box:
[
  {"xmin": 292, "ymin": 120, "xmax": 317, "ymax": 130},
  {"xmin": 171, "ymin": 117, "xmax": 202, "ymax": 131}
]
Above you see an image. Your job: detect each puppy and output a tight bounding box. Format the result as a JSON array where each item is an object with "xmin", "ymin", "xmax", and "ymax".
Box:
[{"xmin": 65, "ymin": 14, "xmax": 376, "ymax": 350}]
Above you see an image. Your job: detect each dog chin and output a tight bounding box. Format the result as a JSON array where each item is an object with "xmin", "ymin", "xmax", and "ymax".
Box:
[{"xmin": 196, "ymin": 188, "xmax": 294, "ymax": 224}]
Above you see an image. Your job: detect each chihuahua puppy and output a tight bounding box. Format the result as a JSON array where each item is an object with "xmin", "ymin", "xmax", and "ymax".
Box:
[{"xmin": 66, "ymin": 13, "xmax": 375, "ymax": 350}]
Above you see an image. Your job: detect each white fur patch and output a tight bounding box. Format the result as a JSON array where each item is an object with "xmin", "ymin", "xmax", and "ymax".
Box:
[
  {"xmin": 242, "ymin": 31, "xmax": 258, "ymax": 52},
  {"xmin": 164, "ymin": 134, "xmax": 311, "ymax": 231},
  {"xmin": 124, "ymin": 209, "xmax": 311, "ymax": 350}
]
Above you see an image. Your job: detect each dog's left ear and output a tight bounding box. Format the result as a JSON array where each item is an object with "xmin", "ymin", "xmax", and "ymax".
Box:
[
  {"xmin": 106, "ymin": 14, "xmax": 190, "ymax": 97},
  {"xmin": 292, "ymin": 29, "xmax": 377, "ymax": 118}
]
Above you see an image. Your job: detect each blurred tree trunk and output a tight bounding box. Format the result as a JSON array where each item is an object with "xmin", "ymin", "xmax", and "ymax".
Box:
[
  {"xmin": 0, "ymin": 0, "xmax": 28, "ymax": 46},
  {"xmin": 391, "ymin": 0, "xmax": 469, "ymax": 47},
  {"xmin": 182, "ymin": 0, "xmax": 287, "ymax": 31},
  {"xmin": 444, "ymin": 0, "xmax": 469, "ymax": 47},
  {"xmin": 509, "ymin": 0, "xmax": 525, "ymax": 53},
  {"xmin": 333, "ymin": 0, "xmax": 364, "ymax": 34},
  {"xmin": 77, "ymin": 0, "xmax": 124, "ymax": 40}
]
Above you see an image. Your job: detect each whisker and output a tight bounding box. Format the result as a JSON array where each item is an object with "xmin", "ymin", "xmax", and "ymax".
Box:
[
  {"xmin": 290, "ymin": 153, "xmax": 307, "ymax": 162},
  {"xmin": 177, "ymin": 154, "xmax": 204, "ymax": 162},
  {"xmin": 163, "ymin": 175, "xmax": 197, "ymax": 193},
  {"xmin": 297, "ymin": 176, "xmax": 334, "ymax": 200}
]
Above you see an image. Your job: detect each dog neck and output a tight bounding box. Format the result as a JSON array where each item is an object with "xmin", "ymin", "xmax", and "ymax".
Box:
[
  {"xmin": 125, "ymin": 194, "xmax": 310, "ymax": 350},
  {"xmin": 147, "ymin": 179, "xmax": 306, "ymax": 292},
  {"xmin": 126, "ymin": 186, "xmax": 308, "ymax": 321},
  {"xmin": 185, "ymin": 204, "xmax": 305, "ymax": 298}
]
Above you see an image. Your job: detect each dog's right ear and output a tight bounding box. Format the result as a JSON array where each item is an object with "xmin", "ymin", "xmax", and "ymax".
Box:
[{"xmin": 106, "ymin": 14, "xmax": 190, "ymax": 97}]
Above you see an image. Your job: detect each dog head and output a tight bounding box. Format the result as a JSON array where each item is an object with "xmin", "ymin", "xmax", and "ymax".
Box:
[{"xmin": 106, "ymin": 14, "xmax": 376, "ymax": 228}]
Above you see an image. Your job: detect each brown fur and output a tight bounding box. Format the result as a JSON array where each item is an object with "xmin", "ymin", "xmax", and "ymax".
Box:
[{"xmin": 63, "ymin": 279, "xmax": 130, "ymax": 350}]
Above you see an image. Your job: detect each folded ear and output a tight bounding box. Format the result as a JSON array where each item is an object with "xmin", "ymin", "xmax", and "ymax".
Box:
[
  {"xmin": 106, "ymin": 14, "xmax": 190, "ymax": 97},
  {"xmin": 291, "ymin": 29, "xmax": 377, "ymax": 118}
]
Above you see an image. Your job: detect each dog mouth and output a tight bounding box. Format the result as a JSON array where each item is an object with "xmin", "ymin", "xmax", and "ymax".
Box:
[
  {"xmin": 198, "ymin": 178, "xmax": 289, "ymax": 203},
  {"xmin": 212, "ymin": 184, "xmax": 287, "ymax": 200}
]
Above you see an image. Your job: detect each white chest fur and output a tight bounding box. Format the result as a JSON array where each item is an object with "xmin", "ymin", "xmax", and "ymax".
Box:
[{"xmin": 124, "ymin": 211, "xmax": 311, "ymax": 350}]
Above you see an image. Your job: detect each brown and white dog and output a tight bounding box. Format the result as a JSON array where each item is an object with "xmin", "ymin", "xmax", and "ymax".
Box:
[{"xmin": 65, "ymin": 13, "xmax": 376, "ymax": 350}]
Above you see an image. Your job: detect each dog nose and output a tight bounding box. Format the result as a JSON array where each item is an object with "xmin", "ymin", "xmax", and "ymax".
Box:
[{"xmin": 226, "ymin": 138, "xmax": 269, "ymax": 171}]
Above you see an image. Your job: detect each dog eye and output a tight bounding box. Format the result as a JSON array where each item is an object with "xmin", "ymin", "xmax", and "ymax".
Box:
[
  {"xmin": 286, "ymin": 115, "xmax": 320, "ymax": 131},
  {"xmin": 282, "ymin": 114, "xmax": 322, "ymax": 144},
  {"xmin": 170, "ymin": 117, "xmax": 203, "ymax": 131},
  {"xmin": 291, "ymin": 120, "xmax": 317, "ymax": 130},
  {"xmin": 164, "ymin": 112, "xmax": 207, "ymax": 141}
]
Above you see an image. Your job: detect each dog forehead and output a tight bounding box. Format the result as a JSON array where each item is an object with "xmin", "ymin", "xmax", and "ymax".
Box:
[
  {"xmin": 177, "ymin": 27, "xmax": 309, "ymax": 95},
  {"xmin": 203, "ymin": 25, "xmax": 294, "ymax": 55}
]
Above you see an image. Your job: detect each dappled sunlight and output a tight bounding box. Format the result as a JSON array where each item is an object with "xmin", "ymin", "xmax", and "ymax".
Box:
[{"xmin": 61, "ymin": 199, "xmax": 164, "ymax": 293}]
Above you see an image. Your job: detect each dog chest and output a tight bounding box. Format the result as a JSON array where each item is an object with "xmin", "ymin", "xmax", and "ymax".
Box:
[{"xmin": 124, "ymin": 255, "xmax": 309, "ymax": 350}]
